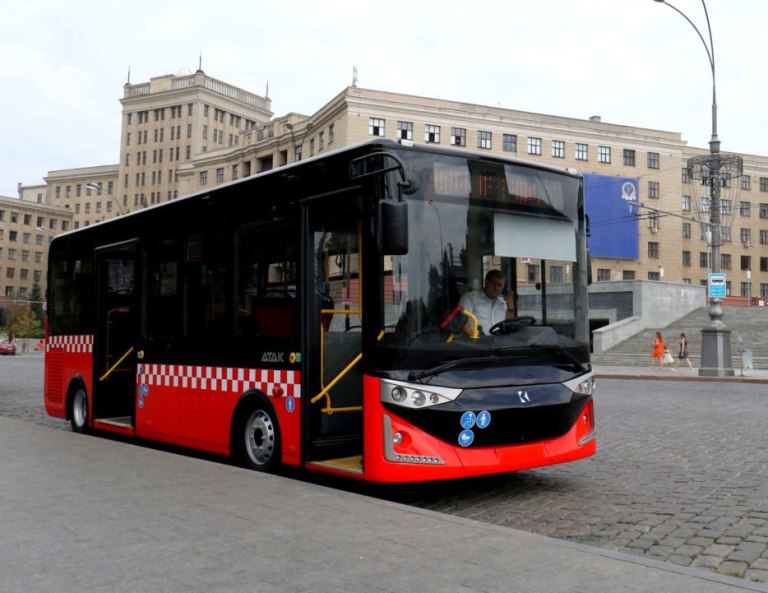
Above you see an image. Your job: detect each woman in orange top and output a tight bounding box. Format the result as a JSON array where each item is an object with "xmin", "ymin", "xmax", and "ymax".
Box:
[{"xmin": 651, "ymin": 331, "xmax": 665, "ymax": 370}]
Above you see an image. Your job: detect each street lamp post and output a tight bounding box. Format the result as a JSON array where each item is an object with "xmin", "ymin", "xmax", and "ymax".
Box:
[
  {"xmin": 652, "ymin": 0, "xmax": 741, "ymax": 376},
  {"xmin": 85, "ymin": 183, "xmax": 124, "ymax": 216}
]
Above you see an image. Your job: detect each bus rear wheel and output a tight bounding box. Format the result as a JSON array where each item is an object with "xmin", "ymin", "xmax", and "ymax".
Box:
[
  {"xmin": 237, "ymin": 405, "xmax": 280, "ymax": 472},
  {"xmin": 69, "ymin": 387, "xmax": 89, "ymax": 433}
]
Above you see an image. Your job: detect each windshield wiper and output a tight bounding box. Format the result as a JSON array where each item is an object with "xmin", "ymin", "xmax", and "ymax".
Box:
[
  {"xmin": 528, "ymin": 344, "xmax": 588, "ymax": 372},
  {"xmin": 409, "ymin": 355, "xmax": 520, "ymax": 382}
]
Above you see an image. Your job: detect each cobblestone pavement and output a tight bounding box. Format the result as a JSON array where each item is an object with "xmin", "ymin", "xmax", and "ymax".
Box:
[
  {"xmin": 3, "ymin": 357, "xmax": 768, "ymax": 585},
  {"xmin": 382, "ymin": 378, "xmax": 768, "ymax": 585}
]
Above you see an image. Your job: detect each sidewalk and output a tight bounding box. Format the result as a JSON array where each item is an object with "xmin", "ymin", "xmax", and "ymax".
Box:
[
  {"xmin": 593, "ymin": 364, "xmax": 768, "ymax": 382},
  {"xmin": 1, "ymin": 416, "xmax": 766, "ymax": 593}
]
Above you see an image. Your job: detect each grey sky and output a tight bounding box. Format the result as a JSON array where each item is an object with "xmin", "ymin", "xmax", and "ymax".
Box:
[{"xmin": 1, "ymin": 0, "xmax": 765, "ymax": 197}]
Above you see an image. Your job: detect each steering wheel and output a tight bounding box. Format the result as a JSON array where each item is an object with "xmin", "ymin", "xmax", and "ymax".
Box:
[{"xmin": 489, "ymin": 316, "xmax": 536, "ymax": 335}]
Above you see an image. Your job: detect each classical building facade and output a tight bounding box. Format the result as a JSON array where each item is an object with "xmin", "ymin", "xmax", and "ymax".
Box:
[
  {"xmin": 0, "ymin": 188, "xmax": 72, "ymax": 305},
  {"xmin": 22, "ymin": 70, "xmax": 768, "ymax": 302}
]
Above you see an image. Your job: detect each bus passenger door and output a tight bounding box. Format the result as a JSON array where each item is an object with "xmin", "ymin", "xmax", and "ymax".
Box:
[
  {"xmin": 303, "ymin": 201, "xmax": 364, "ymax": 470},
  {"xmin": 93, "ymin": 241, "xmax": 141, "ymax": 429}
]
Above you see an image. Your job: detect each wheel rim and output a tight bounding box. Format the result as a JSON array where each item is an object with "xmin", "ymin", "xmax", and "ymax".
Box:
[
  {"xmin": 72, "ymin": 389, "xmax": 87, "ymax": 428},
  {"xmin": 245, "ymin": 409, "xmax": 275, "ymax": 466}
]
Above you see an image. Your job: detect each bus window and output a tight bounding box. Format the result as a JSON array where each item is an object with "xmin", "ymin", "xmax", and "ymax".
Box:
[
  {"xmin": 184, "ymin": 231, "xmax": 229, "ymax": 339},
  {"xmin": 236, "ymin": 224, "xmax": 298, "ymax": 339},
  {"xmin": 145, "ymin": 238, "xmax": 181, "ymax": 345}
]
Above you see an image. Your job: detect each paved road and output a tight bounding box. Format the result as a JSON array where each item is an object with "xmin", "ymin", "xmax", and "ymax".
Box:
[{"xmin": 2, "ymin": 356, "xmax": 768, "ymax": 584}]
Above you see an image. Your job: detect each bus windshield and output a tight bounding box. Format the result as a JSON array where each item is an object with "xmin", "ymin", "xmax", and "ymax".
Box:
[{"xmin": 377, "ymin": 151, "xmax": 588, "ymax": 376}]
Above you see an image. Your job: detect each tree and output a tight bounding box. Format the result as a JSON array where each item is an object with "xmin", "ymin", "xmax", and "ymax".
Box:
[
  {"xmin": 3, "ymin": 303, "xmax": 41, "ymax": 338},
  {"xmin": 29, "ymin": 282, "xmax": 45, "ymax": 328}
]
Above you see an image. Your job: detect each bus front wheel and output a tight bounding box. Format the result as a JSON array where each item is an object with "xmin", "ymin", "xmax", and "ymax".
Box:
[
  {"xmin": 235, "ymin": 403, "xmax": 281, "ymax": 472},
  {"xmin": 69, "ymin": 387, "xmax": 89, "ymax": 433}
]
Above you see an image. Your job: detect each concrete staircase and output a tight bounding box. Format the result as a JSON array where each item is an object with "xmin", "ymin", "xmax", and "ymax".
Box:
[{"xmin": 591, "ymin": 307, "xmax": 768, "ymax": 369}]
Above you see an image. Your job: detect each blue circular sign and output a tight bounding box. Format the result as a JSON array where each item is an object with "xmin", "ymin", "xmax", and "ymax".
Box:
[
  {"xmin": 476, "ymin": 410, "xmax": 491, "ymax": 429},
  {"xmin": 460, "ymin": 411, "xmax": 477, "ymax": 429},
  {"xmin": 458, "ymin": 430, "xmax": 475, "ymax": 447},
  {"xmin": 286, "ymin": 397, "xmax": 295, "ymax": 413}
]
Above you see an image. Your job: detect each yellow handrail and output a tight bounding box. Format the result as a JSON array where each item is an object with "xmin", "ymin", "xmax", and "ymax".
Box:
[
  {"xmin": 310, "ymin": 351, "xmax": 362, "ymax": 414},
  {"xmin": 99, "ymin": 346, "xmax": 134, "ymax": 382}
]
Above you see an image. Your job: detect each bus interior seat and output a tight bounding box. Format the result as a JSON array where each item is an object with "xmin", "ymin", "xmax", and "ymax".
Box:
[{"xmin": 252, "ymin": 298, "xmax": 297, "ymax": 338}]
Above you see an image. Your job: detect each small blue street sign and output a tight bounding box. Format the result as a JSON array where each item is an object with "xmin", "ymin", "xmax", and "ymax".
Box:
[{"xmin": 708, "ymin": 273, "xmax": 726, "ymax": 298}]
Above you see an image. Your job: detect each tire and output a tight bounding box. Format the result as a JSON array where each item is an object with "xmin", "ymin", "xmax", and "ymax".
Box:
[
  {"xmin": 69, "ymin": 387, "xmax": 89, "ymax": 433},
  {"xmin": 236, "ymin": 404, "xmax": 280, "ymax": 472}
]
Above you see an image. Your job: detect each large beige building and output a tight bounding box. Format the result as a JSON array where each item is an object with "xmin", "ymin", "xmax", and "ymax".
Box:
[
  {"xmin": 0, "ymin": 187, "xmax": 72, "ymax": 308},
  {"xmin": 20, "ymin": 68, "xmax": 768, "ymax": 303}
]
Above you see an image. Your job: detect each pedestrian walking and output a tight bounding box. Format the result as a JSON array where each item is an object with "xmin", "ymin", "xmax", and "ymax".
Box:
[
  {"xmin": 651, "ymin": 331, "xmax": 665, "ymax": 370},
  {"xmin": 675, "ymin": 332, "xmax": 694, "ymax": 372},
  {"xmin": 663, "ymin": 345, "xmax": 676, "ymax": 371}
]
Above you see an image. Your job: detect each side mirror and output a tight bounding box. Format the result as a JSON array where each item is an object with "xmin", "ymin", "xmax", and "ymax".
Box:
[{"xmin": 379, "ymin": 200, "xmax": 408, "ymax": 255}]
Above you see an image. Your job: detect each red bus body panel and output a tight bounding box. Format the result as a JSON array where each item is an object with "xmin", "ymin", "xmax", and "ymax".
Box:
[
  {"xmin": 43, "ymin": 335, "xmax": 95, "ymax": 420},
  {"xmin": 44, "ymin": 337, "xmax": 594, "ymax": 483},
  {"xmin": 134, "ymin": 363, "xmax": 302, "ymax": 466},
  {"xmin": 360, "ymin": 376, "xmax": 595, "ymax": 483}
]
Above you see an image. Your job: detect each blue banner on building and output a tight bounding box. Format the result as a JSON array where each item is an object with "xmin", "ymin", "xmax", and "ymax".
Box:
[{"xmin": 584, "ymin": 174, "xmax": 639, "ymax": 260}]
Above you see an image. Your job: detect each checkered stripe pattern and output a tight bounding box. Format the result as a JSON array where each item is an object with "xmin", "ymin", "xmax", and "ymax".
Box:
[
  {"xmin": 47, "ymin": 335, "xmax": 94, "ymax": 353},
  {"xmin": 137, "ymin": 364, "xmax": 301, "ymax": 398}
]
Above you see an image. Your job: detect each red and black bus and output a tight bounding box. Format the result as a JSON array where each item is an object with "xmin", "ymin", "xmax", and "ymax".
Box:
[{"xmin": 44, "ymin": 139, "xmax": 595, "ymax": 483}]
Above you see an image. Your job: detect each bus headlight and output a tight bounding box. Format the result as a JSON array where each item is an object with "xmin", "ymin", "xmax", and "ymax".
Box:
[
  {"xmin": 381, "ymin": 379, "xmax": 462, "ymax": 409},
  {"xmin": 391, "ymin": 386, "xmax": 407, "ymax": 402},
  {"xmin": 564, "ymin": 373, "xmax": 595, "ymax": 396}
]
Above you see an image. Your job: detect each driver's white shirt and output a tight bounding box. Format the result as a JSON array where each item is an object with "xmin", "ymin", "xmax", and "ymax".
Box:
[{"xmin": 458, "ymin": 290, "xmax": 508, "ymax": 335}]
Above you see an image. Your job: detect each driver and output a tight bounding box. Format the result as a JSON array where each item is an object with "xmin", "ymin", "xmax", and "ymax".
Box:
[{"xmin": 459, "ymin": 269, "xmax": 515, "ymax": 336}]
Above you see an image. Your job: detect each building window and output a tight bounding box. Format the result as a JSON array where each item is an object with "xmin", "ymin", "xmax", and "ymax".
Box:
[
  {"xmin": 329, "ymin": 123, "xmax": 335, "ymax": 143},
  {"xmin": 740, "ymin": 201, "xmax": 751, "ymax": 216},
  {"xmin": 477, "ymin": 131, "xmax": 492, "ymax": 149},
  {"xmin": 397, "ymin": 121, "xmax": 413, "ymax": 141},
  {"xmin": 681, "ymin": 167, "xmax": 689, "ymax": 184},
  {"xmin": 761, "ymin": 230, "xmax": 768, "ymax": 245},
  {"xmin": 647, "ymin": 152, "xmax": 660, "ymax": 169},
  {"xmin": 648, "ymin": 181, "xmax": 660, "ymax": 199},
  {"xmin": 424, "ymin": 124, "xmax": 440, "ymax": 143},
  {"xmin": 575, "ymin": 143, "xmax": 588, "ymax": 160},
  {"xmin": 598, "ymin": 146, "xmax": 611, "ymax": 163},
  {"xmin": 622, "ymin": 270, "xmax": 635, "ymax": 280},
  {"xmin": 451, "ymin": 127, "xmax": 466, "ymax": 146},
  {"xmin": 216, "ymin": 168, "xmax": 224, "ymax": 183},
  {"xmin": 623, "ymin": 149, "xmax": 636, "ymax": 167},
  {"xmin": 700, "ymin": 252, "xmax": 710, "ymax": 268},
  {"xmin": 682, "ymin": 195, "xmax": 691, "ymax": 211},
  {"xmin": 721, "ymin": 254, "xmax": 732, "ymax": 270},
  {"xmin": 200, "ymin": 171, "xmax": 208, "ymax": 186},
  {"xmin": 741, "ymin": 228, "xmax": 752, "ymax": 246},
  {"xmin": 319, "ymin": 131, "xmax": 325, "ymax": 150},
  {"xmin": 682, "ymin": 251, "xmax": 691, "ymax": 267},
  {"xmin": 760, "ymin": 178, "xmax": 768, "ymax": 192},
  {"xmin": 597, "ymin": 268, "xmax": 611, "ymax": 282},
  {"xmin": 552, "ymin": 140, "xmax": 565, "ymax": 158},
  {"xmin": 503, "ymin": 134, "xmax": 517, "ymax": 152},
  {"xmin": 760, "ymin": 203, "xmax": 768, "ymax": 219},
  {"xmin": 648, "ymin": 242, "xmax": 659, "ymax": 258},
  {"xmin": 742, "ymin": 175, "xmax": 751, "ymax": 191},
  {"xmin": 369, "ymin": 118, "xmax": 385, "ymax": 137},
  {"xmin": 648, "ymin": 271, "xmax": 660, "ymax": 281},
  {"xmin": 682, "ymin": 222, "xmax": 691, "ymax": 239},
  {"xmin": 527, "ymin": 137, "xmax": 542, "ymax": 155}
]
